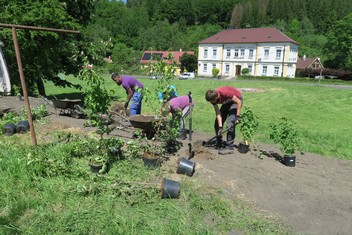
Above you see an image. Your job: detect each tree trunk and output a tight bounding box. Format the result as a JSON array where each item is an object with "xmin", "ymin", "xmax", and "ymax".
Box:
[{"xmin": 36, "ymin": 77, "xmax": 46, "ymax": 97}]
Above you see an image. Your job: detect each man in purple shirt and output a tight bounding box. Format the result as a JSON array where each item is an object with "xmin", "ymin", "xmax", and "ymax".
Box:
[
  {"xmin": 111, "ymin": 73, "xmax": 144, "ymax": 116},
  {"xmin": 162, "ymin": 95, "xmax": 194, "ymax": 140}
]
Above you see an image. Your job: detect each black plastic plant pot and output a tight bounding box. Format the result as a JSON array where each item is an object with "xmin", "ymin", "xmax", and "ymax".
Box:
[
  {"xmin": 238, "ymin": 143, "xmax": 250, "ymax": 154},
  {"xmin": 16, "ymin": 120, "xmax": 30, "ymax": 134},
  {"xmin": 176, "ymin": 157, "xmax": 196, "ymax": 176},
  {"xmin": 283, "ymin": 156, "xmax": 296, "ymax": 167},
  {"xmin": 2, "ymin": 123, "xmax": 17, "ymax": 136},
  {"xmin": 142, "ymin": 157, "xmax": 160, "ymax": 168},
  {"xmin": 161, "ymin": 178, "xmax": 180, "ymax": 199},
  {"xmin": 89, "ymin": 162, "xmax": 110, "ymax": 174}
]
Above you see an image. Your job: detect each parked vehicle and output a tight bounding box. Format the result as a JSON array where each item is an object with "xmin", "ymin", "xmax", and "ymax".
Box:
[{"xmin": 178, "ymin": 72, "xmax": 195, "ymax": 80}]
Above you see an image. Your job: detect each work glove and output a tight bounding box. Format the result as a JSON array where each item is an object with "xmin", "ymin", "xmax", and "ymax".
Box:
[
  {"xmin": 234, "ymin": 115, "xmax": 241, "ymax": 124},
  {"xmin": 124, "ymin": 102, "xmax": 129, "ymax": 110},
  {"xmin": 217, "ymin": 127, "xmax": 223, "ymax": 137}
]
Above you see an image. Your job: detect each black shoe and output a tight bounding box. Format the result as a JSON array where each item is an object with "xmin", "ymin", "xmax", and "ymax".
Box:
[{"xmin": 218, "ymin": 148, "xmax": 234, "ymax": 155}]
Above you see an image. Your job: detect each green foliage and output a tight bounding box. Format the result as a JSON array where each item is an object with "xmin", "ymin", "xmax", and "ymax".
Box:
[
  {"xmin": 179, "ymin": 53, "xmax": 197, "ymax": 73},
  {"xmin": 0, "ymin": 104, "xmax": 48, "ymax": 129},
  {"xmin": 0, "ymin": 0, "xmax": 86, "ymax": 96},
  {"xmin": 78, "ymin": 62, "xmax": 114, "ymax": 136},
  {"xmin": 212, "ymin": 68, "xmax": 220, "ymax": 77},
  {"xmin": 324, "ymin": 13, "xmax": 352, "ymax": 70},
  {"xmin": 239, "ymin": 107, "xmax": 259, "ymax": 144},
  {"xmin": 241, "ymin": 68, "xmax": 249, "ymax": 75},
  {"xmin": 269, "ymin": 117, "xmax": 299, "ymax": 156}
]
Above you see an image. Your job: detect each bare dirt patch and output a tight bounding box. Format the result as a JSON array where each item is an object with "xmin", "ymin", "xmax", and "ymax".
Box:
[{"xmin": 1, "ymin": 96, "xmax": 352, "ymax": 235}]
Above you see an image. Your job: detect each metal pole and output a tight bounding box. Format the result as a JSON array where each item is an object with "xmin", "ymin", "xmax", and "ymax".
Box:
[
  {"xmin": 0, "ymin": 23, "xmax": 80, "ymax": 34},
  {"xmin": 12, "ymin": 27, "xmax": 37, "ymax": 146}
]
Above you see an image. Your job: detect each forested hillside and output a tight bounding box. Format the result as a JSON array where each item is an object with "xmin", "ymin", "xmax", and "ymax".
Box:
[
  {"xmin": 86, "ymin": 0, "xmax": 352, "ymax": 70},
  {"xmin": 0, "ymin": 0, "xmax": 351, "ymax": 95}
]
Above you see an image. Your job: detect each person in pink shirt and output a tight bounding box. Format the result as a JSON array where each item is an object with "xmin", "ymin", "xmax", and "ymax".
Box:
[
  {"xmin": 205, "ymin": 86, "xmax": 242, "ymax": 155},
  {"xmin": 162, "ymin": 95, "xmax": 194, "ymax": 140}
]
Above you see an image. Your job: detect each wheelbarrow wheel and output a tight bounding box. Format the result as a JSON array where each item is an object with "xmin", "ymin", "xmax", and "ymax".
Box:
[{"xmin": 72, "ymin": 104, "xmax": 83, "ymax": 119}]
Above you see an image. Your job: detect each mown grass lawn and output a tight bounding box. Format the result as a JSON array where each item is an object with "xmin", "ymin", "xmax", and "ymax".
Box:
[
  {"xmin": 45, "ymin": 75, "xmax": 352, "ymax": 160},
  {"xmin": 1, "ymin": 75, "xmax": 350, "ymax": 234}
]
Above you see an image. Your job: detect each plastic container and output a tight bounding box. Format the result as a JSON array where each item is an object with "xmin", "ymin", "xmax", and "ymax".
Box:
[
  {"xmin": 283, "ymin": 156, "xmax": 296, "ymax": 167},
  {"xmin": 176, "ymin": 157, "xmax": 196, "ymax": 176},
  {"xmin": 16, "ymin": 120, "xmax": 30, "ymax": 134},
  {"xmin": 3, "ymin": 123, "xmax": 17, "ymax": 136},
  {"xmin": 161, "ymin": 178, "xmax": 180, "ymax": 199}
]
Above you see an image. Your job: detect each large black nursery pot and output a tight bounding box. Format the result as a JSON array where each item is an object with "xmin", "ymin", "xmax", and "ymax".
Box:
[
  {"xmin": 238, "ymin": 142, "xmax": 250, "ymax": 154},
  {"xmin": 283, "ymin": 155, "xmax": 296, "ymax": 167},
  {"xmin": 161, "ymin": 178, "xmax": 180, "ymax": 199},
  {"xmin": 16, "ymin": 120, "xmax": 30, "ymax": 134},
  {"xmin": 89, "ymin": 161, "xmax": 110, "ymax": 174},
  {"xmin": 2, "ymin": 123, "xmax": 17, "ymax": 136},
  {"xmin": 176, "ymin": 157, "xmax": 196, "ymax": 176},
  {"xmin": 142, "ymin": 152, "xmax": 160, "ymax": 169}
]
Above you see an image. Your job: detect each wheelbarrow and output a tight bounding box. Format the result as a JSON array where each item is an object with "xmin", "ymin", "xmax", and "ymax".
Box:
[
  {"xmin": 129, "ymin": 115, "xmax": 162, "ymax": 139},
  {"xmin": 52, "ymin": 99, "xmax": 84, "ymax": 119}
]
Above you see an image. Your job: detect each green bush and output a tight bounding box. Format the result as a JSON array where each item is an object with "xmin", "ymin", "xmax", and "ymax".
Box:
[{"xmin": 212, "ymin": 68, "xmax": 220, "ymax": 77}]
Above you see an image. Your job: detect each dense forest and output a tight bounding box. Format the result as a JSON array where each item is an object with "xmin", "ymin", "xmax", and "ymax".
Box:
[{"xmin": 0, "ymin": 0, "xmax": 351, "ymax": 95}]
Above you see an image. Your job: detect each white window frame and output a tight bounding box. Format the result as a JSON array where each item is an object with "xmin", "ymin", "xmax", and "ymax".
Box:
[
  {"xmin": 226, "ymin": 49, "xmax": 231, "ymax": 58},
  {"xmin": 274, "ymin": 66, "xmax": 280, "ymax": 76},
  {"xmin": 240, "ymin": 49, "xmax": 245, "ymax": 58},
  {"xmin": 212, "ymin": 64, "xmax": 216, "ymax": 69},
  {"xmin": 203, "ymin": 64, "xmax": 208, "ymax": 72},
  {"xmin": 234, "ymin": 49, "xmax": 239, "ymax": 58},
  {"xmin": 212, "ymin": 49, "xmax": 217, "ymax": 58},
  {"xmin": 276, "ymin": 48, "xmax": 282, "ymax": 60},
  {"xmin": 262, "ymin": 66, "xmax": 267, "ymax": 75},
  {"xmin": 204, "ymin": 49, "xmax": 208, "ymax": 58},
  {"xmin": 248, "ymin": 65, "xmax": 253, "ymax": 74},
  {"xmin": 264, "ymin": 49, "xmax": 269, "ymax": 59},
  {"xmin": 249, "ymin": 49, "xmax": 254, "ymax": 59},
  {"xmin": 225, "ymin": 64, "xmax": 230, "ymax": 74}
]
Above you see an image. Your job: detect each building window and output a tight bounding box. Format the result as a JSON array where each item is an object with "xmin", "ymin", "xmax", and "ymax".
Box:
[
  {"xmin": 262, "ymin": 66, "xmax": 267, "ymax": 75},
  {"xmin": 248, "ymin": 65, "xmax": 253, "ymax": 74},
  {"xmin": 204, "ymin": 49, "xmax": 208, "ymax": 58},
  {"xmin": 225, "ymin": 64, "xmax": 230, "ymax": 74},
  {"xmin": 226, "ymin": 49, "xmax": 231, "ymax": 58},
  {"xmin": 203, "ymin": 64, "xmax": 208, "ymax": 72},
  {"xmin": 264, "ymin": 49, "xmax": 269, "ymax": 59},
  {"xmin": 240, "ymin": 49, "xmax": 245, "ymax": 58},
  {"xmin": 212, "ymin": 49, "xmax": 217, "ymax": 58},
  {"xmin": 234, "ymin": 49, "xmax": 239, "ymax": 58},
  {"xmin": 276, "ymin": 49, "xmax": 282, "ymax": 59},
  {"xmin": 249, "ymin": 49, "xmax": 254, "ymax": 59},
  {"xmin": 212, "ymin": 64, "xmax": 216, "ymax": 69},
  {"xmin": 274, "ymin": 66, "xmax": 280, "ymax": 76}
]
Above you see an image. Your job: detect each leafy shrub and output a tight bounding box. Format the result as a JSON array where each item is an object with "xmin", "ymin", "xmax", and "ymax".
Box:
[
  {"xmin": 239, "ymin": 107, "xmax": 259, "ymax": 145},
  {"xmin": 212, "ymin": 68, "xmax": 220, "ymax": 77},
  {"xmin": 241, "ymin": 68, "xmax": 249, "ymax": 75},
  {"xmin": 269, "ymin": 117, "xmax": 299, "ymax": 156}
]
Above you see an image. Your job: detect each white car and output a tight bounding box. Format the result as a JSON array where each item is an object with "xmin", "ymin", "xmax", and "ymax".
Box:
[{"xmin": 178, "ymin": 72, "xmax": 195, "ymax": 80}]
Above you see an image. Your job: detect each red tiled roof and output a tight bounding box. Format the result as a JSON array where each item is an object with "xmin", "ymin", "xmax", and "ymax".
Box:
[
  {"xmin": 140, "ymin": 50, "xmax": 195, "ymax": 65},
  {"xmin": 296, "ymin": 58, "xmax": 317, "ymax": 69},
  {"xmin": 199, "ymin": 27, "xmax": 299, "ymax": 45}
]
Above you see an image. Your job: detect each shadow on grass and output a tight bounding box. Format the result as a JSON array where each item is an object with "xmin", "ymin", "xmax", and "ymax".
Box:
[{"xmin": 47, "ymin": 92, "xmax": 84, "ymax": 101}]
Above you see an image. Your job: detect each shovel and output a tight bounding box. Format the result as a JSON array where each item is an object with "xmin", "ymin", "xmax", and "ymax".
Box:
[
  {"xmin": 188, "ymin": 91, "xmax": 195, "ymax": 160},
  {"xmin": 202, "ymin": 126, "xmax": 232, "ymax": 147}
]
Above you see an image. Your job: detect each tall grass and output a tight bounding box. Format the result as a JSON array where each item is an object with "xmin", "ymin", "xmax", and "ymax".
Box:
[
  {"xmin": 44, "ymin": 76, "xmax": 352, "ymax": 160},
  {"xmin": 0, "ymin": 136, "xmax": 289, "ymax": 234}
]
